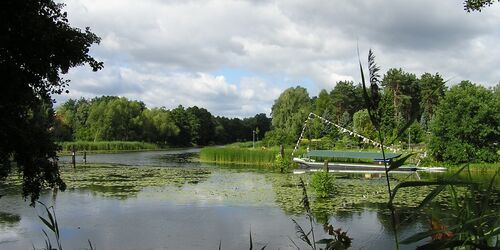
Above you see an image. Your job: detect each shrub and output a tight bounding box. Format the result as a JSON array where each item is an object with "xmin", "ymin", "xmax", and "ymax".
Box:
[
  {"xmin": 429, "ymin": 81, "xmax": 499, "ymax": 163},
  {"xmin": 274, "ymin": 153, "xmax": 292, "ymax": 172},
  {"xmin": 310, "ymin": 168, "xmax": 335, "ymax": 198}
]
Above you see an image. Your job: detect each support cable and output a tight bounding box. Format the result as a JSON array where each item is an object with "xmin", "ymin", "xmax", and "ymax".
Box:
[{"xmin": 292, "ymin": 112, "xmax": 396, "ymax": 156}]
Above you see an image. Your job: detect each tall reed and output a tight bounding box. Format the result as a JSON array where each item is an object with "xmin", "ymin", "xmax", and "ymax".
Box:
[{"xmin": 199, "ymin": 146, "xmax": 299, "ymax": 166}]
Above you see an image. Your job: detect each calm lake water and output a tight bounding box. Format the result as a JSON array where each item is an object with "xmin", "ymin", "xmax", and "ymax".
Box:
[{"xmin": 0, "ymin": 149, "xmax": 497, "ymax": 249}]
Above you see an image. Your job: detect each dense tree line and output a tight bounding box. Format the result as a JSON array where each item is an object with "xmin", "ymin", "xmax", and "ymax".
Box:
[
  {"xmin": 54, "ymin": 96, "xmax": 271, "ymax": 146},
  {"xmin": 265, "ymin": 71, "xmax": 445, "ymax": 145},
  {"xmin": 429, "ymin": 81, "xmax": 499, "ymax": 163},
  {"xmin": 265, "ymin": 70, "xmax": 498, "ymax": 163}
]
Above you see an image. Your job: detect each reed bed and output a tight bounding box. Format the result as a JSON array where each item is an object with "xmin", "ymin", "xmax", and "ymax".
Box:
[
  {"xmin": 226, "ymin": 141, "xmax": 264, "ymax": 148},
  {"xmin": 200, "ymin": 146, "xmax": 299, "ymax": 166},
  {"xmin": 58, "ymin": 141, "xmax": 159, "ymax": 152}
]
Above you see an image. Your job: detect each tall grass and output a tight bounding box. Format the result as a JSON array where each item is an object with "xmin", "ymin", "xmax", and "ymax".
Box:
[
  {"xmin": 58, "ymin": 141, "xmax": 159, "ymax": 152},
  {"xmin": 226, "ymin": 141, "xmax": 264, "ymax": 148},
  {"xmin": 291, "ymin": 178, "xmax": 352, "ymax": 250},
  {"xmin": 36, "ymin": 201, "xmax": 95, "ymax": 250},
  {"xmin": 200, "ymin": 146, "xmax": 301, "ymax": 166}
]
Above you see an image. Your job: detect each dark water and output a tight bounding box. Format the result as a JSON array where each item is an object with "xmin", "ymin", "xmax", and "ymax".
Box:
[{"xmin": 0, "ymin": 149, "xmax": 496, "ymax": 249}]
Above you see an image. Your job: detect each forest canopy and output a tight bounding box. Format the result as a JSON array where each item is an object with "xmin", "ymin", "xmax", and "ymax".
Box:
[
  {"xmin": 54, "ymin": 96, "xmax": 272, "ymax": 147},
  {"xmin": 0, "ymin": 0, "xmax": 103, "ymax": 202}
]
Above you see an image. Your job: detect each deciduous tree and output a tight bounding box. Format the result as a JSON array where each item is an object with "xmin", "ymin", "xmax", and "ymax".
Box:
[
  {"xmin": 270, "ymin": 86, "xmax": 312, "ymax": 141},
  {"xmin": 0, "ymin": 0, "xmax": 102, "ymax": 202},
  {"xmin": 429, "ymin": 81, "xmax": 499, "ymax": 163}
]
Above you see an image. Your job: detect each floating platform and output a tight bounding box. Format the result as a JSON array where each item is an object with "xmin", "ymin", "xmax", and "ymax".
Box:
[{"xmin": 292, "ymin": 150, "xmax": 447, "ymax": 174}]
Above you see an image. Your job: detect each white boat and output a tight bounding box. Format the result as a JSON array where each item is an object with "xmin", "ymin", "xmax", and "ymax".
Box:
[{"xmin": 292, "ymin": 150, "xmax": 447, "ymax": 174}]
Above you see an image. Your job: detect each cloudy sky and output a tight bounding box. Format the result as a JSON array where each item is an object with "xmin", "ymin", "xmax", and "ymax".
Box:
[{"xmin": 57, "ymin": 0, "xmax": 500, "ymax": 117}]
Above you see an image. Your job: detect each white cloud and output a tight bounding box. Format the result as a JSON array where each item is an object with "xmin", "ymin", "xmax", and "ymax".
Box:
[
  {"xmin": 59, "ymin": 66, "xmax": 281, "ymax": 117},
  {"xmin": 56, "ymin": 0, "xmax": 500, "ymax": 116}
]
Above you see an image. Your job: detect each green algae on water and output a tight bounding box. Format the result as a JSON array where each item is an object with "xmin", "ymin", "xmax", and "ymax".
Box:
[{"xmin": 59, "ymin": 164, "xmax": 211, "ymax": 198}]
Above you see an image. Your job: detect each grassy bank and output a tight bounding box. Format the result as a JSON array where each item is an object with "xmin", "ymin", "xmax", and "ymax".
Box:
[
  {"xmin": 58, "ymin": 141, "xmax": 160, "ymax": 153},
  {"xmin": 200, "ymin": 146, "xmax": 300, "ymax": 166}
]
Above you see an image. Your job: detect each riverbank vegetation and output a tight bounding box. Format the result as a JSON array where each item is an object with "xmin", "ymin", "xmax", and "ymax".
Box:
[
  {"xmin": 204, "ymin": 73, "xmax": 496, "ymax": 168},
  {"xmin": 199, "ymin": 145, "xmax": 299, "ymax": 168},
  {"xmin": 261, "ymin": 74, "xmax": 498, "ymax": 166},
  {"xmin": 58, "ymin": 141, "xmax": 160, "ymax": 153},
  {"xmin": 53, "ymin": 69, "xmax": 498, "ymax": 166},
  {"xmin": 357, "ymin": 50, "xmax": 500, "ymax": 249},
  {"xmin": 54, "ymin": 96, "xmax": 272, "ymax": 148}
]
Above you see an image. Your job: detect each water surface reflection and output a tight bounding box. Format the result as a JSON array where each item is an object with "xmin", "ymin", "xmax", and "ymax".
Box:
[{"xmin": 1, "ymin": 149, "xmax": 495, "ymax": 249}]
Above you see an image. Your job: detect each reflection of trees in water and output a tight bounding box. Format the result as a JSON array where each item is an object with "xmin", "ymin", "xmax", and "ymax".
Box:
[
  {"xmin": 267, "ymin": 172, "xmax": 458, "ymax": 233},
  {"xmin": 268, "ymin": 173, "xmax": 393, "ymax": 219},
  {"xmin": 382, "ymin": 175, "xmax": 499, "ymax": 241},
  {"xmin": 267, "ymin": 173, "xmax": 305, "ymax": 215},
  {"xmin": 156, "ymin": 152, "xmax": 198, "ymax": 163},
  {"xmin": 0, "ymin": 212, "xmax": 21, "ymax": 225},
  {"xmin": 421, "ymin": 171, "xmax": 500, "ymax": 187},
  {"xmin": 58, "ymin": 165, "xmax": 211, "ymax": 198},
  {"xmin": 373, "ymin": 204, "xmax": 428, "ymax": 235}
]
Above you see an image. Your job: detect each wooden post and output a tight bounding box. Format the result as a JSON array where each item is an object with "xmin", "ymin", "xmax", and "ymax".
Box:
[
  {"xmin": 280, "ymin": 144, "xmax": 285, "ymax": 173},
  {"xmin": 83, "ymin": 151, "xmax": 87, "ymax": 165},
  {"xmin": 71, "ymin": 145, "xmax": 76, "ymax": 168},
  {"xmin": 324, "ymin": 160, "xmax": 329, "ymax": 173}
]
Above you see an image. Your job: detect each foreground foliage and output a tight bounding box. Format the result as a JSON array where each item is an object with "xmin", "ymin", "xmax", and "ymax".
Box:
[
  {"xmin": 359, "ymin": 49, "xmax": 500, "ymax": 249},
  {"xmin": 0, "ymin": 0, "xmax": 102, "ymax": 203}
]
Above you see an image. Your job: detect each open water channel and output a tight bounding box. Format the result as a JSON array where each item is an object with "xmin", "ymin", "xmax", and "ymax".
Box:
[{"xmin": 0, "ymin": 148, "xmax": 497, "ymax": 249}]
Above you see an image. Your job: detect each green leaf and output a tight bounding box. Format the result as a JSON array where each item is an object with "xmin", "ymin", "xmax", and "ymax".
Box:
[
  {"xmin": 388, "ymin": 153, "xmax": 415, "ymax": 171},
  {"xmin": 88, "ymin": 239, "xmax": 95, "ymax": 250},
  {"xmin": 42, "ymin": 229, "xmax": 52, "ymax": 250},
  {"xmin": 316, "ymin": 238, "xmax": 334, "ymax": 244},
  {"xmin": 249, "ymin": 229, "xmax": 253, "ymax": 250},
  {"xmin": 291, "ymin": 218, "xmax": 313, "ymax": 248},
  {"xmin": 402, "ymin": 212, "xmax": 500, "ymax": 245},
  {"xmin": 415, "ymin": 184, "xmax": 446, "ymax": 210},
  {"xmin": 484, "ymin": 226, "xmax": 500, "ymax": 238},
  {"xmin": 358, "ymin": 52, "xmax": 379, "ymax": 129},
  {"xmin": 389, "ymin": 165, "xmax": 470, "ymax": 206},
  {"xmin": 388, "ymin": 180, "xmax": 471, "ymax": 206},
  {"xmin": 400, "ymin": 229, "xmax": 447, "ymax": 244},
  {"xmin": 415, "ymin": 239, "xmax": 475, "ymax": 250},
  {"xmin": 38, "ymin": 216, "xmax": 55, "ymax": 232}
]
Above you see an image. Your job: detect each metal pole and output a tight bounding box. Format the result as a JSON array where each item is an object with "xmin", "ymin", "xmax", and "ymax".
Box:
[
  {"xmin": 71, "ymin": 145, "xmax": 76, "ymax": 168},
  {"xmin": 408, "ymin": 129, "xmax": 411, "ymax": 151},
  {"xmin": 252, "ymin": 130, "xmax": 255, "ymax": 148}
]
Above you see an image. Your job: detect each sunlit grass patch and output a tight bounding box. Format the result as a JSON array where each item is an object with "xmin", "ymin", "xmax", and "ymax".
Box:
[{"xmin": 199, "ymin": 146, "xmax": 300, "ymax": 167}]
